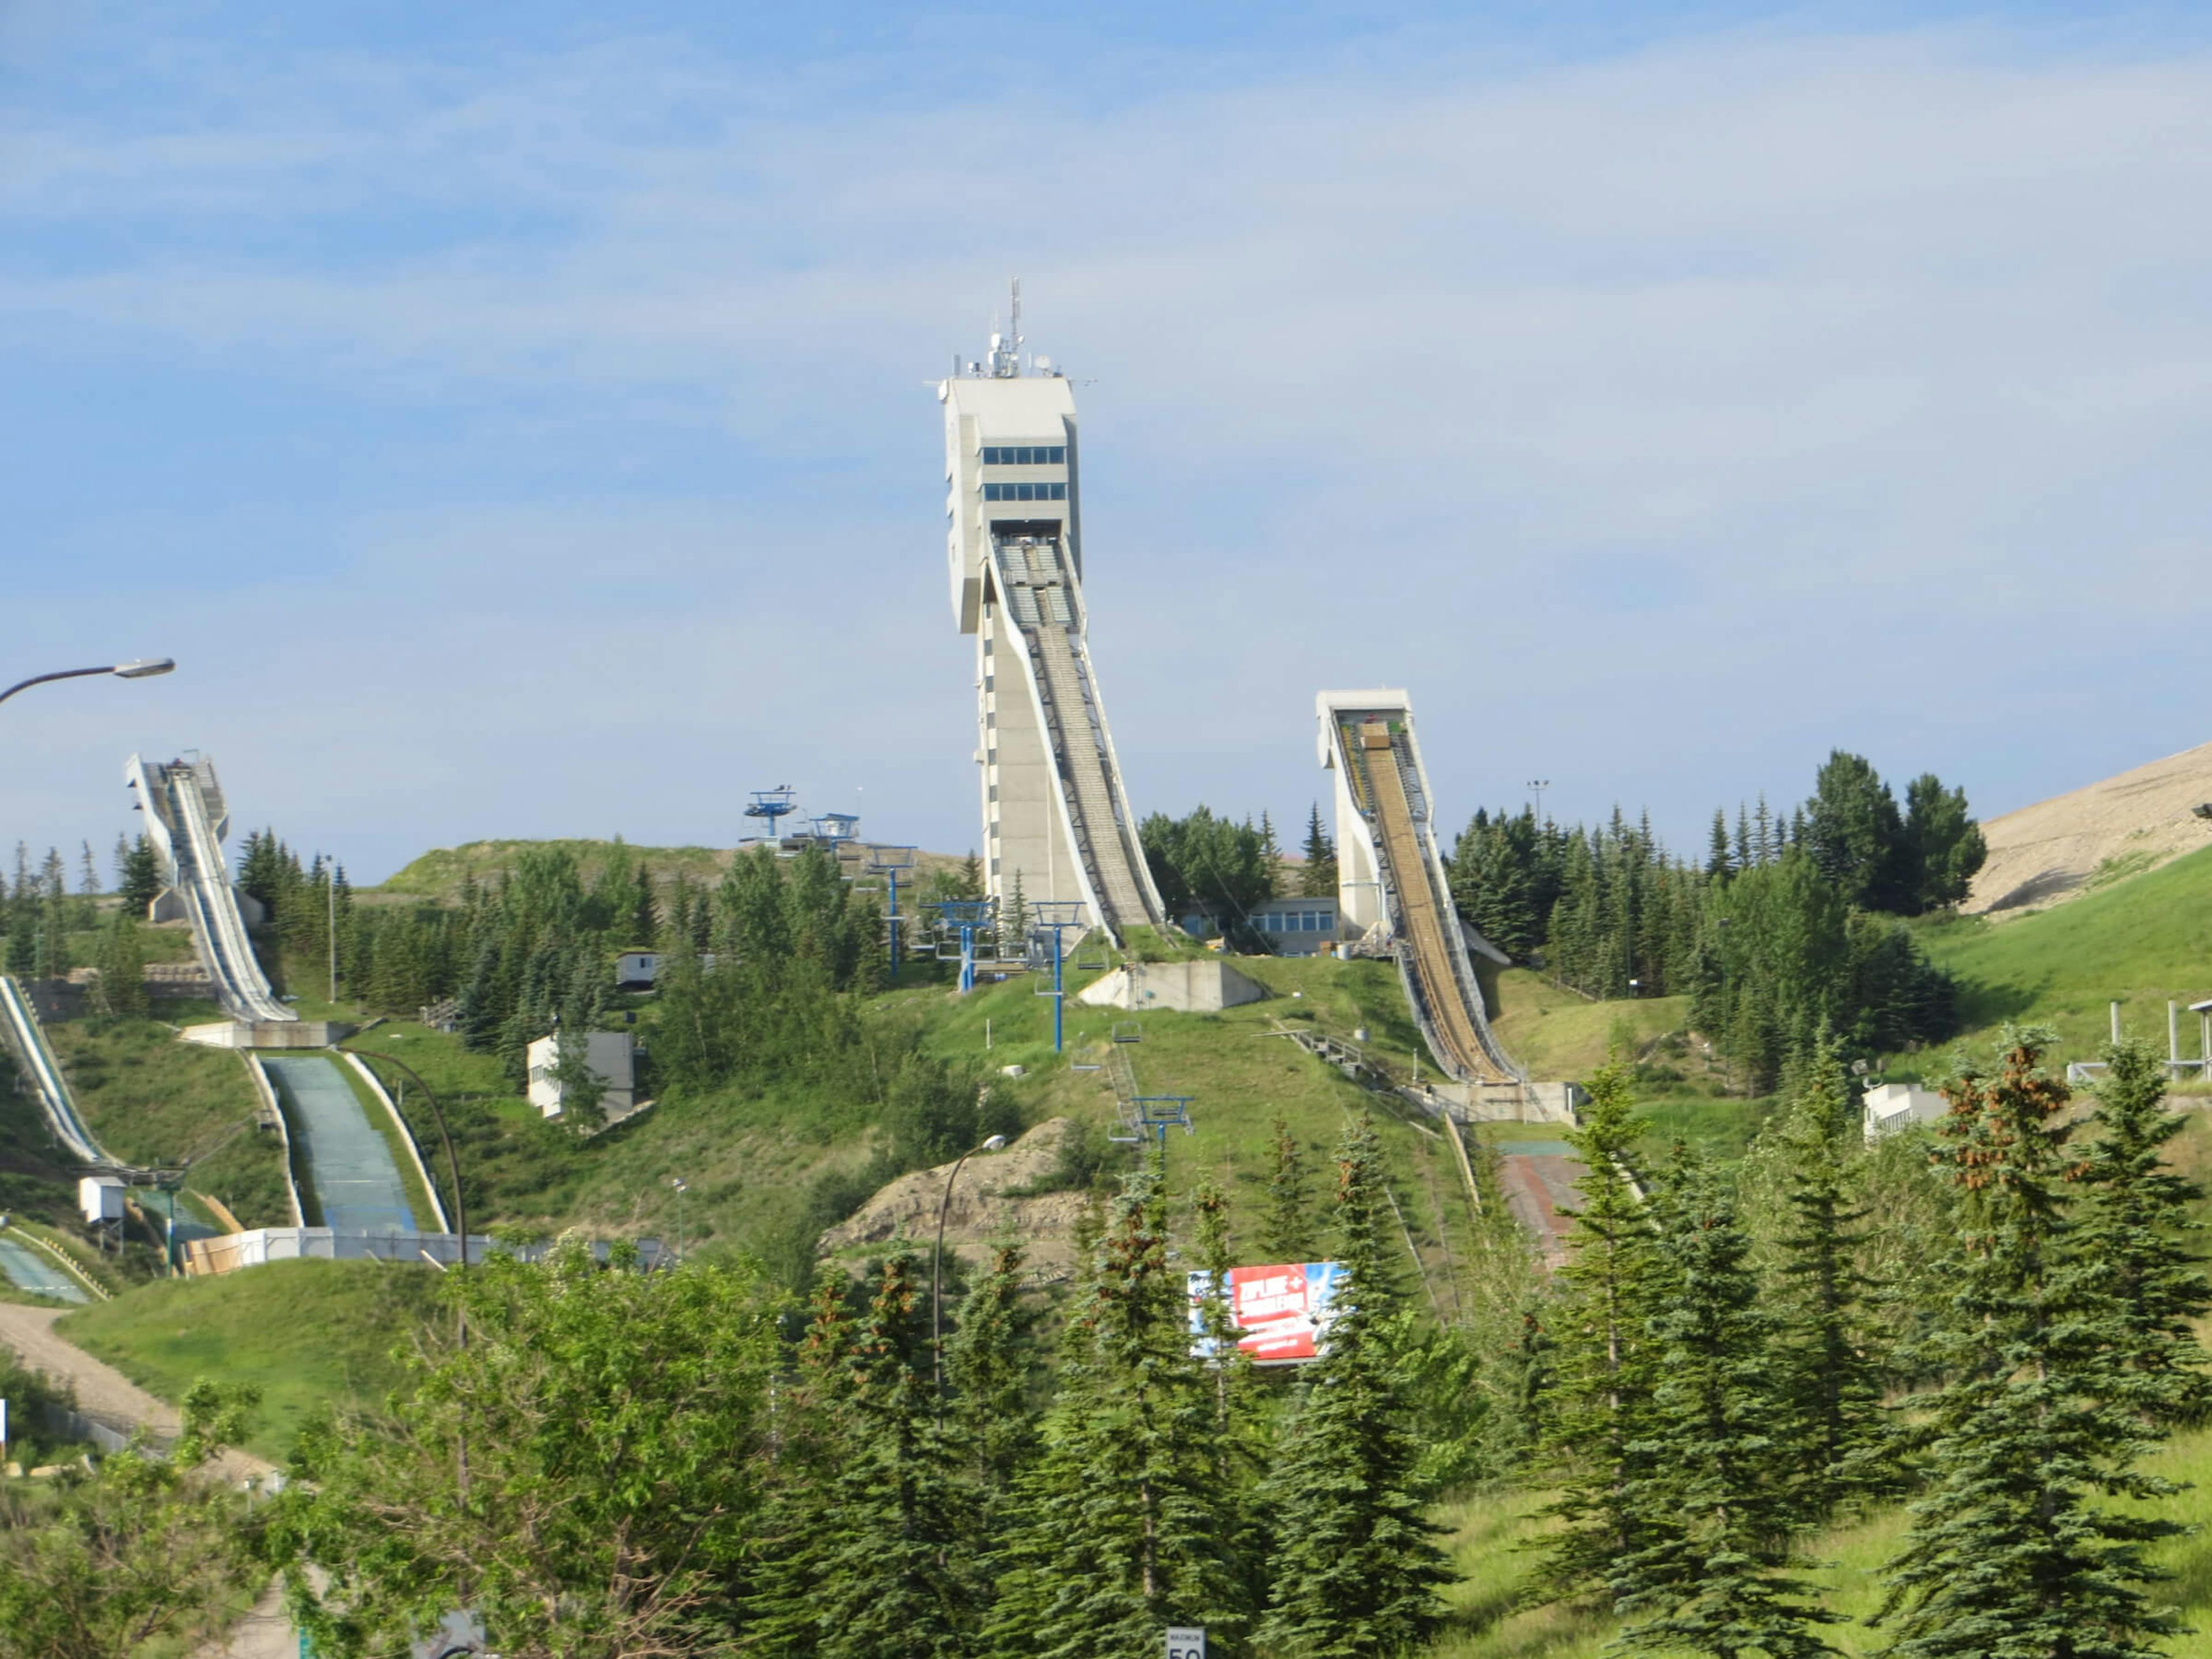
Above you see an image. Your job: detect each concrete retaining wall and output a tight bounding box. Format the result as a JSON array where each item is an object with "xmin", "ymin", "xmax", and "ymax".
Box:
[
  {"xmin": 182, "ymin": 1228, "xmax": 669, "ymax": 1277},
  {"xmin": 1076, "ymin": 960, "xmax": 1266, "ymax": 1013},
  {"xmin": 181, "ymin": 1020, "xmax": 354, "ymax": 1050}
]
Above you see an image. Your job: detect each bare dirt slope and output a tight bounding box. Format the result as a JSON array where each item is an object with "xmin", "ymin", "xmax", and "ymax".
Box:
[
  {"xmin": 1968, "ymin": 738, "xmax": 2212, "ymax": 918},
  {"xmin": 819, "ymin": 1118, "xmax": 1090, "ymax": 1281}
]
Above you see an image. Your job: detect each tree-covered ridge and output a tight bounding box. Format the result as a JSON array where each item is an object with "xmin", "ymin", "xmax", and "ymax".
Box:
[{"xmin": 1447, "ymin": 749, "xmax": 1976, "ymax": 1091}]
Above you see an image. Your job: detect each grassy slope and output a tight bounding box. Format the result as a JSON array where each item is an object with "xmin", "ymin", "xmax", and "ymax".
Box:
[
  {"xmin": 56, "ymin": 1259, "xmax": 441, "ymax": 1461},
  {"xmin": 1911, "ymin": 842, "xmax": 2212, "ymax": 1073},
  {"xmin": 374, "ymin": 838, "xmax": 968, "ymax": 904},
  {"xmin": 44, "ymin": 1017, "xmax": 294, "ymax": 1228}
]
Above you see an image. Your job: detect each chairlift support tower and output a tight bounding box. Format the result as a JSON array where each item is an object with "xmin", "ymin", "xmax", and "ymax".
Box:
[
  {"xmin": 743, "ymin": 786, "xmax": 798, "ymax": 841},
  {"xmin": 1027, "ymin": 899, "xmax": 1089, "ymax": 1054},
  {"xmin": 866, "ymin": 844, "xmax": 918, "ymax": 982},
  {"xmin": 930, "ymin": 899, "xmax": 995, "ymax": 995}
]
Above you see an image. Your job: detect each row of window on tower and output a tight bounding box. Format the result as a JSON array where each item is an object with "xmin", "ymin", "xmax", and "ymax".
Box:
[
  {"xmin": 980, "ymin": 445, "xmax": 1067, "ymax": 465},
  {"xmin": 983, "ymin": 482, "xmax": 1069, "ymax": 502}
]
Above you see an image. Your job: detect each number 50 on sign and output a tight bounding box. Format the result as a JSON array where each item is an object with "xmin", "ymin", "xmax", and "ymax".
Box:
[{"xmin": 1166, "ymin": 1628, "xmax": 1205, "ymax": 1659}]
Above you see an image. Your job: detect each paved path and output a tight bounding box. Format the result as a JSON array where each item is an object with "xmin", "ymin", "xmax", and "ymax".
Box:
[
  {"xmin": 0, "ymin": 1234, "xmax": 89, "ymax": 1303},
  {"xmin": 263, "ymin": 1055, "xmax": 417, "ymax": 1233}
]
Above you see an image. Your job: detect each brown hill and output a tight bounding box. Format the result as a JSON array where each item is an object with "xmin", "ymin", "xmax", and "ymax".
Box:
[{"xmin": 1967, "ymin": 740, "xmax": 2212, "ymax": 918}]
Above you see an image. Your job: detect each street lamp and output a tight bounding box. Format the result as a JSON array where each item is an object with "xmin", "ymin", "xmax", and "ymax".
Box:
[
  {"xmin": 0, "ymin": 658, "xmax": 175, "ymax": 708},
  {"xmin": 932, "ymin": 1132, "xmax": 1008, "ymax": 1401},
  {"xmin": 670, "ymin": 1177, "xmax": 688, "ymax": 1264}
]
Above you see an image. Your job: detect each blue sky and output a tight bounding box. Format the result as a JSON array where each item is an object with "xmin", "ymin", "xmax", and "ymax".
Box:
[{"xmin": 6, "ymin": 2, "xmax": 2211, "ymax": 882}]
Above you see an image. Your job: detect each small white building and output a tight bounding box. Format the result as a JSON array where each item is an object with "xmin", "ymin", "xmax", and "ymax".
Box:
[
  {"xmin": 615, "ymin": 952, "xmax": 660, "ymax": 990},
  {"xmin": 1863, "ymin": 1082, "xmax": 1948, "ymax": 1142},
  {"xmin": 79, "ymin": 1175, "xmax": 127, "ymax": 1225},
  {"xmin": 527, "ymin": 1031, "xmax": 637, "ymax": 1122}
]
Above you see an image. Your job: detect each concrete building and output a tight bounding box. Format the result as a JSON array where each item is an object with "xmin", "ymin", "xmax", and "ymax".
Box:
[
  {"xmin": 527, "ymin": 1031, "xmax": 637, "ymax": 1122},
  {"xmin": 939, "ymin": 286, "xmax": 1165, "ymax": 944},
  {"xmin": 1863, "ymin": 1082, "xmax": 1948, "ymax": 1141},
  {"xmin": 615, "ymin": 952, "xmax": 660, "ymax": 990}
]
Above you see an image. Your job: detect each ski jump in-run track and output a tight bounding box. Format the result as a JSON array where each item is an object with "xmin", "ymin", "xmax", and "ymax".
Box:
[
  {"xmin": 1317, "ymin": 689, "xmax": 1536, "ymax": 1104},
  {"xmin": 126, "ymin": 753, "xmax": 296, "ymax": 1024}
]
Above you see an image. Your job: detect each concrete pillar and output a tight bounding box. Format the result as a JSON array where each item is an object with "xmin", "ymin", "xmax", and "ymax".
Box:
[
  {"xmin": 2172, "ymin": 1001, "xmax": 2182, "ymax": 1071},
  {"xmin": 2112, "ymin": 999, "xmax": 2123, "ymax": 1045}
]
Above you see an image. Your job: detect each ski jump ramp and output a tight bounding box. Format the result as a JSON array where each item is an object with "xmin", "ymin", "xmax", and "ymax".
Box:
[
  {"xmin": 126, "ymin": 754, "xmax": 297, "ymax": 1025},
  {"xmin": 938, "ymin": 296, "xmax": 1166, "ymax": 945},
  {"xmin": 1319, "ymin": 691, "xmax": 1541, "ymax": 1109},
  {"xmin": 0, "ymin": 974, "xmax": 111, "ymax": 1166}
]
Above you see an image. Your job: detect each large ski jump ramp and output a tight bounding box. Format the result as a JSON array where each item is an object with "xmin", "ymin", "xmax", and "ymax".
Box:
[
  {"xmin": 126, "ymin": 755, "xmax": 295, "ymax": 1025},
  {"xmin": 0, "ymin": 975, "xmax": 111, "ymax": 1166},
  {"xmin": 260, "ymin": 1056, "xmax": 419, "ymax": 1234},
  {"xmin": 1319, "ymin": 690, "xmax": 1529, "ymax": 1095}
]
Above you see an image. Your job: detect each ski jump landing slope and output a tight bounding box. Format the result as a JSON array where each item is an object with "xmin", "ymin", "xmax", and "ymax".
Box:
[
  {"xmin": 126, "ymin": 755, "xmax": 295, "ymax": 1025},
  {"xmin": 1319, "ymin": 690, "xmax": 1528, "ymax": 1093}
]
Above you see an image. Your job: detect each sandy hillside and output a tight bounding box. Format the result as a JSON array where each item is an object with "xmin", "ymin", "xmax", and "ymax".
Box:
[
  {"xmin": 818, "ymin": 1117, "xmax": 1092, "ymax": 1280},
  {"xmin": 1967, "ymin": 738, "xmax": 2212, "ymax": 918}
]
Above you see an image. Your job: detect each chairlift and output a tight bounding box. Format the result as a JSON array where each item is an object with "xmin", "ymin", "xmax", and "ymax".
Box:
[
  {"xmin": 1075, "ymin": 956, "xmax": 1107, "ymax": 972},
  {"xmin": 1111, "ymin": 1020, "xmax": 1143, "ymax": 1044}
]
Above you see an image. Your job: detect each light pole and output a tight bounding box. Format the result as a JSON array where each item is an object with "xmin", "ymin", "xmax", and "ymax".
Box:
[
  {"xmin": 1525, "ymin": 778, "xmax": 1551, "ymax": 825},
  {"xmin": 0, "ymin": 658, "xmax": 175, "ymax": 709},
  {"xmin": 932, "ymin": 1131, "xmax": 1007, "ymax": 1402},
  {"xmin": 670, "ymin": 1177, "xmax": 687, "ymax": 1264}
]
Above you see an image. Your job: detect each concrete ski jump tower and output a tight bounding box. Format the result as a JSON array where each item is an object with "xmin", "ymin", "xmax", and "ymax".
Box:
[
  {"xmin": 1317, "ymin": 690, "xmax": 1540, "ymax": 1108},
  {"xmin": 938, "ymin": 285, "xmax": 1165, "ymax": 943}
]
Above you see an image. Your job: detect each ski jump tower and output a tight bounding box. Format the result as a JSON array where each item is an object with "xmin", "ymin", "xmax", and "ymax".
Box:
[{"xmin": 938, "ymin": 287, "xmax": 1165, "ymax": 944}]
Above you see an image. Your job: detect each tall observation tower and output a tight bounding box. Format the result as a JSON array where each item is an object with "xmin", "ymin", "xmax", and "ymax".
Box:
[{"xmin": 938, "ymin": 285, "xmax": 1166, "ymax": 943}]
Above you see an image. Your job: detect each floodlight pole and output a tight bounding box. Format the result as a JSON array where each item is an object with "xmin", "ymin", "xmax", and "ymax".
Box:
[
  {"xmin": 888, "ymin": 865, "xmax": 902, "ymax": 982},
  {"xmin": 932, "ymin": 1132, "xmax": 1006, "ymax": 1407},
  {"xmin": 0, "ymin": 658, "xmax": 176, "ymax": 709}
]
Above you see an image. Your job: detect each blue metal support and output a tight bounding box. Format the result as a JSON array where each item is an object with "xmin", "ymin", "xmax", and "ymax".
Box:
[
  {"xmin": 930, "ymin": 900, "xmax": 995, "ymax": 995},
  {"xmin": 867, "ymin": 845, "xmax": 917, "ymax": 983},
  {"xmin": 1028, "ymin": 900, "xmax": 1089, "ymax": 1055}
]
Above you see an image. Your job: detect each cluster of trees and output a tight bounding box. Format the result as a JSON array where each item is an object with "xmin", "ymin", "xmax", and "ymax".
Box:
[
  {"xmin": 0, "ymin": 842, "xmax": 102, "ymax": 978},
  {"xmin": 1133, "ymin": 804, "xmax": 1338, "ymax": 944},
  {"xmin": 1508, "ymin": 1031, "xmax": 2206, "ymax": 1653},
  {"xmin": 253, "ymin": 1113, "xmax": 1444, "ymax": 1659},
  {"xmin": 1446, "ymin": 752, "xmax": 1979, "ymax": 1091}
]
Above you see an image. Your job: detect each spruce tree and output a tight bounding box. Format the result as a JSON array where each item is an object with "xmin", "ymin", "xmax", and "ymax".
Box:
[
  {"xmin": 1528, "ymin": 1062, "xmax": 1664, "ymax": 1605},
  {"xmin": 1772, "ymin": 1034, "xmax": 1895, "ymax": 1520},
  {"xmin": 1876, "ymin": 1031, "xmax": 2183, "ymax": 1657},
  {"xmin": 985, "ymin": 1157, "xmax": 1243, "ymax": 1658},
  {"xmin": 1255, "ymin": 1113, "xmax": 1450, "ymax": 1657},
  {"xmin": 1259, "ymin": 812, "xmax": 1283, "ymax": 899},
  {"xmin": 1611, "ymin": 1156, "xmax": 1839, "ymax": 1658},
  {"xmin": 1300, "ymin": 804, "xmax": 1337, "ymax": 899},
  {"xmin": 116, "ymin": 835, "xmax": 162, "ymax": 917},
  {"xmin": 1706, "ymin": 809, "xmax": 1734, "ymax": 880},
  {"xmin": 2077, "ymin": 1037, "xmax": 2212, "ymax": 1428},
  {"xmin": 806, "ymin": 1255, "xmax": 976, "ymax": 1659},
  {"xmin": 1261, "ymin": 1114, "xmax": 1316, "ymax": 1264},
  {"xmin": 94, "ymin": 912, "xmax": 150, "ymax": 1020},
  {"xmin": 947, "ymin": 1238, "xmax": 1041, "ymax": 1524}
]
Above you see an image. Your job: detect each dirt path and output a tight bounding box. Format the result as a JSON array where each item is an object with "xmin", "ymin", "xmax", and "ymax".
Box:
[{"xmin": 0, "ymin": 1302, "xmax": 273, "ymax": 1482}]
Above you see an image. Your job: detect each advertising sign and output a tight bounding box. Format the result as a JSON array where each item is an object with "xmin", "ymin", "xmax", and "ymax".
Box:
[{"xmin": 1187, "ymin": 1262, "xmax": 1347, "ymax": 1365}]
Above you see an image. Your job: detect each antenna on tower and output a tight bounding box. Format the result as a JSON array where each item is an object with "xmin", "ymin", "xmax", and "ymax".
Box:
[
  {"xmin": 1010, "ymin": 276, "xmax": 1022, "ymax": 366},
  {"xmin": 987, "ymin": 277, "xmax": 1025, "ymax": 378}
]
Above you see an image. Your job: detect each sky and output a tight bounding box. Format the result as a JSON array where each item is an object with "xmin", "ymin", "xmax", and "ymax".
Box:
[{"xmin": 5, "ymin": 1, "xmax": 2211, "ymax": 884}]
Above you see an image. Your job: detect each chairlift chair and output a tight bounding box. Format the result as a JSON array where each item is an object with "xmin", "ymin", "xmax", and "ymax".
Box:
[{"xmin": 1111, "ymin": 1020, "xmax": 1143, "ymax": 1044}]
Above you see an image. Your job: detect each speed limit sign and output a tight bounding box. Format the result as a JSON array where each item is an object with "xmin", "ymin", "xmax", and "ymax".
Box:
[{"xmin": 1166, "ymin": 1628, "xmax": 1205, "ymax": 1659}]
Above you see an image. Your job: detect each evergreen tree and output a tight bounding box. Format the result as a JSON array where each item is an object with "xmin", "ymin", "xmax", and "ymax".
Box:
[
  {"xmin": 986, "ymin": 1157, "xmax": 1244, "ymax": 1658},
  {"xmin": 1706, "ymin": 809, "xmax": 1734, "ymax": 881},
  {"xmin": 628, "ymin": 861, "xmax": 660, "ymax": 945},
  {"xmin": 1804, "ymin": 750, "xmax": 1906, "ymax": 912},
  {"xmin": 1610, "ymin": 1157, "xmax": 1839, "ymax": 1658},
  {"xmin": 1528, "ymin": 1063, "xmax": 1664, "ymax": 1605},
  {"xmin": 1255, "ymin": 1113, "xmax": 1452, "ymax": 1657},
  {"xmin": 1300, "ymin": 803, "xmax": 1338, "ymax": 899},
  {"xmin": 1770, "ymin": 1036, "xmax": 1895, "ymax": 1521},
  {"xmin": 2077, "ymin": 1037, "xmax": 2212, "ymax": 1428},
  {"xmin": 1258, "ymin": 811, "xmax": 1284, "ymax": 900},
  {"xmin": 1876, "ymin": 1031, "xmax": 2183, "ymax": 1657},
  {"xmin": 1001, "ymin": 869, "xmax": 1028, "ymax": 959},
  {"xmin": 117, "ymin": 834, "xmax": 162, "ymax": 915},
  {"xmin": 805, "ymin": 1255, "xmax": 977, "ymax": 1659},
  {"xmin": 1262, "ymin": 1114, "xmax": 1316, "ymax": 1264},
  {"xmin": 948, "ymin": 1238, "xmax": 1041, "ymax": 1527},
  {"xmin": 93, "ymin": 912, "xmax": 150, "ymax": 1019},
  {"xmin": 1900, "ymin": 774, "xmax": 1986, "ymax": 915}
]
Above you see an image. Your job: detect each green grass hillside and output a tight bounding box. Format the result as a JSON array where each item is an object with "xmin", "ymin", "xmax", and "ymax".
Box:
[
  {"xmin": 1914, "ymin": 842, "xmax": 2212, "ymax": 1071},
  {"xmin": 374, "ymin": 838, "xmax": 969, "ymax": 904},
  {"xmin": 56, "ymin": 1259, "xmax": 441, "ymax": 1460},
  {"xmin": 46, "ymin": 1017, "xmax": 294, "ymax": 1228}
]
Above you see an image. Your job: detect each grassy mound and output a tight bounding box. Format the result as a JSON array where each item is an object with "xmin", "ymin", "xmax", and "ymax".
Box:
[
  {"xmin": 56, "ymin": 1258, "xmax": 442, "ymax": 1461},
  {"xmin": 1914, "ymin": 842, "xmax": 2212, "ymax": 1070}
]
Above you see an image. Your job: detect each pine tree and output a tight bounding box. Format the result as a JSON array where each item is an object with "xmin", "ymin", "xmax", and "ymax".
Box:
[
  {"xmin": 806, "ymin": 1255, "xmax": 977, "ymax": 1659},
  {"xmin": 1610, "ymin": 1157, "xmax": 1839, "ymax": 1658},
  {"xmin": 947, "ymin": 1238, "xmax": 1041, "ymax": 1527},
  {"xmin": 1528, "ymin": 1062, "xmax": 1664, "ymax": 1605},
  {"xmin": 1300, "ymin": 804, "xmax": 1337, "ymax": 900},
  {"xmin": 1706, "ymin": 809, "xmax": 1733, "ymax": 881},
  {"xmin": 2077, "ymin": 1037, "xmax": 2212, "ymax": 1428},
  {"xmin": 1255, "ymin": 1113, "xmax": 1452, "ymax": 1657},
  {"xmin": 1261, "ymin": 1114, "xmax": 1315, "ymax": 1264},
  {"xmin": 1001, "ymin": 869, "xmax": 1028, "ymax": 960},
  {"xmin": 628, "ymin": 862, "xmax": 659, "ymax": 945},
  {"xmin": 1258, "ymin": 811, "xmax": 1283, "ymax": 900},
  {"xmin": 1876, "ymin": 1031, "xmax": 2183, "ymax": 1656},
  {"xmin": 986, "ymin": 1157, "xmax": 1244, "ymax": 1658},
  {"xmin": 118, "ymin": 835, "xmax": 162, "ymax": 915},
  {"xmin": 94, "ymin": 912, "xmax": 150, "ymax": 1019},
  {"xmin": 1772, "ymin": 1035, "xmax": 1895, "ymax": 1520}
]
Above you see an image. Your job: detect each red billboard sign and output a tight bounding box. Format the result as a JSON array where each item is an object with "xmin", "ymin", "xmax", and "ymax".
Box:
[{"xmin": 1186, "ymin": 1262, "xmax": 1347, "ymax": 1365}]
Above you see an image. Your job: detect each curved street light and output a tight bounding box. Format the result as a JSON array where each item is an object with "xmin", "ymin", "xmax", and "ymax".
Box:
[
  {"xmin": 0, "ymin": 658, "xmax": 175, "ymax": 708},
  {"xmin": 932, "ymin": 1132, "xmax": 1008, "ymax": 1402}
]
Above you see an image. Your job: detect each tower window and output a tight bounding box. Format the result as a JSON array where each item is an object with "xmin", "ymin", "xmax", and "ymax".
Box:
[
  {"xmin": 983, "ymin": 482, "xmax": 1068, "ymax": 502},
  {"xmin": 981, "ymin": 445, "xmax": 1066, "ymax": 465}
]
